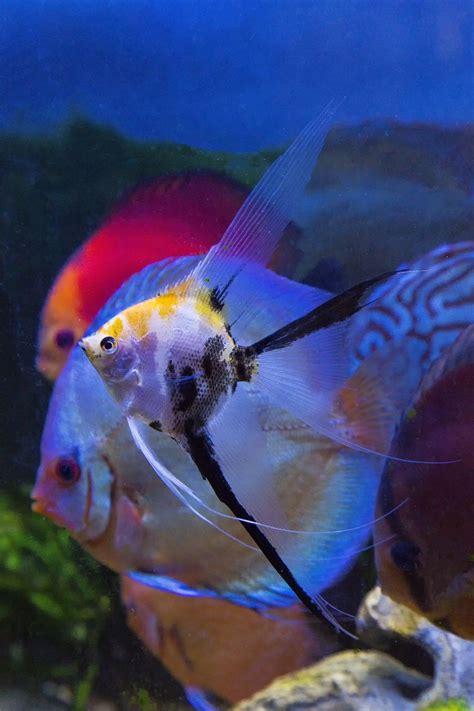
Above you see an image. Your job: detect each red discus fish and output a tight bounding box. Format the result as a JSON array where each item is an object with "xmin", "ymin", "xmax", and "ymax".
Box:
[
  {"xmin": 36, "ymin": 172, "xmax": 250, "ymax": 380},
  {"xmin": 375, "ymin": 325, "xmax": 474, "ymax": 640}
]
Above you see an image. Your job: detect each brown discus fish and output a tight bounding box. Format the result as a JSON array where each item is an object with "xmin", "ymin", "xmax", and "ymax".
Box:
[
  {"xmin": 375, "ymin": 325, "xmax": 474, "ymax": 640},
  {"xmin": 121, "ymin": 576, "xmax": 338, "ymax": 706}
]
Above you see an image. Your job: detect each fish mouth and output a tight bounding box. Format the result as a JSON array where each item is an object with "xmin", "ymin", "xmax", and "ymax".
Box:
[
  {"xmin": 32, "ymin": 497, "xmax": 94, "ymax": 544},
  {"xmin": 32, "ymin": 497, "xmax": 71, "ymax": 530},
  {"xmin": 78, "ymin": 338, "xmax": 94, "ymax": 360}
]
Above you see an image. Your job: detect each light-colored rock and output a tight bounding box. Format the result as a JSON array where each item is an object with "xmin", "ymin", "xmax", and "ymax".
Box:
[
  {"xmin": 234, "ymin": 649, "xmax": 429, "ymax": 710},
  {"xmin": 234, "ymin": 587, "xmax": 474, "ymax": 711},
  {"xmin": 358, "ymin": 587, "xmax": 474, "ymax": 708}
]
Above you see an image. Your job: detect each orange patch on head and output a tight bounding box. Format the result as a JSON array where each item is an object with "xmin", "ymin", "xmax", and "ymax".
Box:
[
  {"xmin": 107, "ymin": 316, "xmax": 124, "ymax": 339},
  {"xmin": 125, "ymin": 301, "xmax": 155, "ymax": 339},
  {"xmin": 124, "ymin": 280, "xmax": 194, "ymax": 337},
  {"xmin": 154, "ymin": 292, "xmax": 180, "ymax": 319}
]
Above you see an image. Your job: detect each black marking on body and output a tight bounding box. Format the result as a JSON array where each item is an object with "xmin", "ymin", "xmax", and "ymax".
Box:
[
  {"xmin": 210, "ymin": 287, "xmax": 225, "ymax": 313},
  {"xmin": 166, "ymin": 335, "xmax": 232, "ymax": 434},
  {"xmin": 247, "ymin": 270, "xmax": 401, "ymax": 356},
  {"xmin": 149, "ymin": 420, "xmax": 162, "ymax": 432},
  {"xmin": 183, "ymin": 420, "xmax": 337, "ymax": 633},
  {"xmin": 230, "ymin": 345, "xmax": 257, "ymax": 384},
  {"xmin": 202, "ymin": 353, "xmax": 213, "ymax": 379},
  {"xmin": 209, "ymin": 273, "xmax": 239, "ymax": 313}
]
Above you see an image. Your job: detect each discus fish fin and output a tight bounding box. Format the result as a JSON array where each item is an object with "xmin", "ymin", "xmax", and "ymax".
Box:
[
  {"xmin": 332, "ymin": 339, "xmax": 427, "ymax": 454},
  {"xmin": 127, "ymin": 570, "xmax": 291, "ymax": 612},
  {"xmin": 185, "ymin": 686, "xmax": 220, "ymax": 711},
  {"xmin": 87, "ymin": 255, "xmax": 200, "ymax": 333},
  {"xmin": 126, "ymin": 572, "xmax": 226, "ymax": 602},
  {"xmin": 187, "ymin": 103, "xmax": 338, "ymax": 298}
]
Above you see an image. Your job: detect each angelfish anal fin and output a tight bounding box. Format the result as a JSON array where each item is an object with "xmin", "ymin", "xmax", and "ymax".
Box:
[{"xmin": 182, "ymin": 420, "xmax": 336, "ymax": 632}]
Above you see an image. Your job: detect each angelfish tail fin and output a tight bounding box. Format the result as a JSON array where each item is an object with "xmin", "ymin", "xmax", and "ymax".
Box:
[
  {"xmin": 248, "ymin": 271, "xmax": 400, "ymax": 356},
  {"xmin": 243, "ymin": 271, "xmax": 404, "ymax": 456}
]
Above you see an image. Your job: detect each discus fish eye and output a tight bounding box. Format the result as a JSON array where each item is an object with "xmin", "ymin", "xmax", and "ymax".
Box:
[
  {"xmin": 54, "ymin": 457, "xmax": 81, "ymax": 486},
  {"xmin": 390, "ymin": 540, "xmax": 421, "ymax": 573},
  {"xmin": 55, "ymin": 329, "xmax": 75, "ymax": 351},
  {"xmin": 100, "ymin": 336, "xmax": 118, "ymax": 354}
]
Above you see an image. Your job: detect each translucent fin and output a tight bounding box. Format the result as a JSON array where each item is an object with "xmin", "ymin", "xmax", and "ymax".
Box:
[
  {"xmin": 128, "ymin": 417, "xmax": 259, "ymax": 553},
  {"xmin": 129, "ymin": 413, "xmax": 401, "ymax": 537},
  {"xmin": 224, "ymin": 262, "xmax": 334, "ymax": 345},
  {"xmin": 128, "ymin": 395, "xmax": 384, "ymax": 635},
  {"xmin": 252, "ymin": 313, "xmax": 437, "ymax": 459},
  {"xmin": 198, "ymin": 387, "xmax": 290, "ymax": 552},
  {"xmin": 187, "ymin": 103, "xmax": 338, "ymax": 296}
]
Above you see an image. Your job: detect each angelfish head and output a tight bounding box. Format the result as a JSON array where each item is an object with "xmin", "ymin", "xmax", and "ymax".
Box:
[{"xmin": 79, "ymin": 315, "xmax": 138, "ymax": 385}]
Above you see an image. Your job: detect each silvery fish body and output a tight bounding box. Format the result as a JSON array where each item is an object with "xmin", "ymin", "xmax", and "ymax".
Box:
[{"xmin": 36, "ymin": 254, "xmax": 381, "ymax": 607}]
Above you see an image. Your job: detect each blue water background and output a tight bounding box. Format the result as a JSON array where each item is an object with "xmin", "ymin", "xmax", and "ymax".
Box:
[{"xmin": 1, "ymin": 0, "xmax": 472, "ymax": 151}]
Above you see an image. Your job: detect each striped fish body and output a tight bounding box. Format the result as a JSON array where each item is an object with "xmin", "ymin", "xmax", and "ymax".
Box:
[{"xmin": 350, "ymin": 241, "xmax": 474, "ymax": 372}]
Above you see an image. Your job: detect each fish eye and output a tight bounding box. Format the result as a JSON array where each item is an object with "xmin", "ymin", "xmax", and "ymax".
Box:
[
  {"xmin": 390, "ymin": 540, "xmax": 421, "ymax": 573},
  {"xmin": 100, "ymin": 336, "xmax": 117, "ymax": 354},
  {"xmin": 55, "ymin": 329, "xmax": 75, "ymax": 351},
  {"xmin": 54, "ymin": 457, "xmax": 81, "ymax": 485}
]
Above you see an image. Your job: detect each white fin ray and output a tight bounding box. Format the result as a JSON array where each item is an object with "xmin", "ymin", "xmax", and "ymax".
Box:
[
  {"xmin": 128, "ymin": 417, "xmax": 259, "ymax": 552},
  {"xmin": 187, "ymin": 102, "xmax": 338, "ymax": 297}
]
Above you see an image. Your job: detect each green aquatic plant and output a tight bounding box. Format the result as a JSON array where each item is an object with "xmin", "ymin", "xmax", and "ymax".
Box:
[{"xmin": 0, "ymin": 487, "xmax": 111, "ymax": 704}]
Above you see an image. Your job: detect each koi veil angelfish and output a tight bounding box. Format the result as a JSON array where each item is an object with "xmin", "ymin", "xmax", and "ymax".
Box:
[{"xmin": 80, "ymin": 105, "xmax": 410, "ymax": 630}]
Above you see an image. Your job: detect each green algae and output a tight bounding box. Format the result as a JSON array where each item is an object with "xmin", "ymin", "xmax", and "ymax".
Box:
[{"xmin": 422, "ymin": 699, "xmax": 471, "ymax": 711}]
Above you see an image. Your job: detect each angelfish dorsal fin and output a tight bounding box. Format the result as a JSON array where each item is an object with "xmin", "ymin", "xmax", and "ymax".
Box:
[{"xmin": 186, "ymin": 102, "xmax": 339, "ymax": 299}]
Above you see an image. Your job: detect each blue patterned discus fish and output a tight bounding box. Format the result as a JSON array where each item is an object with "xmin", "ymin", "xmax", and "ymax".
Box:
[
  {"xmin": 36, "ymin": 249, "xmax": 407, "ymax": 637},
  {"xmin": 350, "ymin": 241, "xmax": 474, "ymax": 371},
  {"xmin": 80, "ymin": 105, "xmax": 419, "ymax": 631}
]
